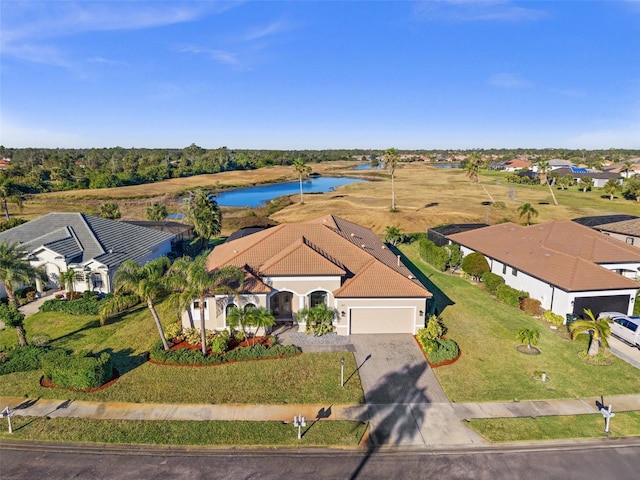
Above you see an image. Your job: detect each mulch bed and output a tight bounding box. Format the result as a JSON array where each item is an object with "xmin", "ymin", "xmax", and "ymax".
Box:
[
  {"xmin": 40, "ymin": 368, "xmax": 120, "ymax": 393},
  {"xmin": 168, "ymin": 336, "xmax": 274, "ymax": 355},
  {"xmin": 413, "ymin": 335, "xmax": 462, "ymax": 368},
  {"xmin": 516, "ymin": 345, "xmax": 541, "ymax": 355}
]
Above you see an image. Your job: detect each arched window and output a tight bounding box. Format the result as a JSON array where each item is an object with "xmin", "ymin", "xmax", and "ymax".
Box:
[
  {"xmin": 244, "ymin": 303, "xmax": 257, "ymax": 312},
  {"xmin": 225, "ymin": 303, "xmax": 238, "ymax": 316},
  {"xmin": 309, "ymin": 291, "xmax": 327, "ymax": 308}
]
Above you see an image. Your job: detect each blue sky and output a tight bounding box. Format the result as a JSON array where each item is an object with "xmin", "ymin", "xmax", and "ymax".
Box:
[{"xmin": 1, "ymin": 0, "xmax": 639, "ymax": 150}]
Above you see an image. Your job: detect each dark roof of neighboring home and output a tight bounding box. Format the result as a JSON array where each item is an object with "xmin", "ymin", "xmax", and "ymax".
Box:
[
  {"xmin": 572, "ymin": 215, "xmax": 639, "ymax": 227},
  {"xmin": 0, "ymin": 213, "xmax": 175, "ymax": 268},
  {"xmin": 553, "ymin": 167, "xmax": 622, "ymax": 180},
  {"xmin": 122, "ymin": 220, "xmax": 193, "ymax": 236},
  {"xmin": 208, "ymin": 215, "xmax": 431, "ymax": 299},
  {"xmin": 428, "ymin": 224, "xmax": 489, "ymax": 236},
  {"xmin": 595, "ymin": 218, "xmax": 640, "ymax": 237},
  {"xmin": 517, "ymin": 170, "xmax": 538, "ymax": 179},
  {"xmin": 226, "ymin": 227, "xmax": 270, "ymax": 242},
  {"xmin": 448, "ymin": 221, "xmax": 640, "ymax": 292}
]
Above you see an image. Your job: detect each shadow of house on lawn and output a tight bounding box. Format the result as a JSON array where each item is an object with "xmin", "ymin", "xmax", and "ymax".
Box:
[
  {"xmin": 350, "ymin": 362, "xmax": 431, "ymax": 480},
  {"xmin": 392, "ymin": 247, "xmax": 454, "ymax": 315}
]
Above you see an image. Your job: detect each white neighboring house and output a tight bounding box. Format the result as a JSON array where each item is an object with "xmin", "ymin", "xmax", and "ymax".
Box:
[
  {"xmin": 594, "ymin": 218, "xmax": 640, "ymax": 248},
  {"xmin": 0, "ymin": 212, "xmax": 175, "ymax": 296},
  {"xmin": 447, "ymin": 221, "xmax": 640, "ymax": 318}
]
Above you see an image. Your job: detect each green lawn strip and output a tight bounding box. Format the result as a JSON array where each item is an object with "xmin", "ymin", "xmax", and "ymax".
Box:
[
  {"xmin": 468, "ymin": 411, "xmax": 640, "ymax": 442},
  {"xmin": 399, "ymin": 244, "xmax": 640, "ymax": 403},
  {"xmin": 0, "ymin": 303, "xmax": 364, "ymax": 404},
  {"xmin": 0, "ymin": 416, "xmax": 367, "ymax": 446}
]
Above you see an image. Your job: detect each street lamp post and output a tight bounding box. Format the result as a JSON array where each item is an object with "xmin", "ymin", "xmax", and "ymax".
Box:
[
  {"xmin": 293, "ymin": 415, "xmax": 306, "ymax": 440},
  {"xmin": 340, "ymin": 356, "xmax": 345, "ymax": 387}
]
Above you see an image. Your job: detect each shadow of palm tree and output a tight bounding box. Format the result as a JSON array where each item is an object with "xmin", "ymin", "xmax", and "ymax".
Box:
[
  {"xmin": 350, "ymin": 363, "xmax": 430, "ymax": 480},
  {"xmin": 96, "ymin": 347, "xmax": 148, "ymax": 376}
]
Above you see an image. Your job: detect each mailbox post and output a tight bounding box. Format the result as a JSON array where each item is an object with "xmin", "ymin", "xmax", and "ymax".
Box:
[
  {"xmin": 0, "ymin": 406, "xmax": 15, "ymax": 434},
  {"xmin": 293, "ymin": 415, "xmax": 306, "ymax": 440},
  {"xmin": 340, "ymin": 357, "xmax": 345, "ymax": 387},
  {"xmin": 600, "ymin": 404, "xmax": 615, "ymax": 434}
]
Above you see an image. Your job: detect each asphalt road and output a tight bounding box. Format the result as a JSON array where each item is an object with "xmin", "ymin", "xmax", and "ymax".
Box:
[{"xmin": 1, "ymin": 441, "xmax": 639, "ymax": 480}]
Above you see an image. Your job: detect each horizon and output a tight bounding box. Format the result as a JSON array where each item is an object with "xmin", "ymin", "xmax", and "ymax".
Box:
[{"xmin": 1, "ymin": 1, "xmax": 639, "ymax": 150}]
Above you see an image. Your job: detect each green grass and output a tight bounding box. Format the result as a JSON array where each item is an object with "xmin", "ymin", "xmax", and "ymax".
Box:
[
  {"xmin": 399, "ymin": 243, "xmax": 640, "ymax": 403},
  {"xmin": 468, "ymin": 411, "xmax": 640, "ymax": 442},
  {"xmin": 0, "ymin": 302, "xmax": 364, "ymax": 405},
  {"xmin": 0, "ymin": 416, "xmax": 367, "ymax": 446}
]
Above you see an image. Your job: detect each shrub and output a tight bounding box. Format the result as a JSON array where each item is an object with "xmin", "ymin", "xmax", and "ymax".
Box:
[
  {"xmin": 419, "ymin": 238, "xmax": 448, "ymax": 271},
  {"xmin": 496, "ymin": 284, "xmax": 529, "ymax": 308},
  {"xmin": 417, "ymin": 315, "xmax": 446, "ymax": 343},
  {"xmin": 520, "ymin": 297, "xmax": 542, "ymax": 316},
  {"xmin": 541, "ymin": 310, "xmax": 564, "ymax": 327},
  {"xmin": 164, "ymin": 322, "xmax": 184, "ymax": 341},
  {"xmin": 461, "ymin": 252, "xmax": 490, "ymax": 279},
  {"xmin": 425, "ymin": 338, "xmax": 459, "ymax": 365},
  {"xmin": 0, "ymin": 346, "xmax": 49, "ymax": 375},
  {"xmin": 183, "ymin": 328, "xmax": 202, "ymax": 346},
  {"xmin": 30, "ymin": 335, "xmax": 51, "ymax": 347},
  {"xmin": 405, "ymin": 232, "xmax": 426, "ymax": 244},
  {"xmin": 41, "ymin": 350, "xmax": 113, "ymax": 390},
  {"xmin": 209, "ymin": 335, "xmax": 229, "ymax": 354},
  {"xmin": 41, "ymin": 291, "xmax": 104, "ymax": 315},
  {"xmin": 481, "ymin": 272, "xmax": 505, "ymax": 295}
]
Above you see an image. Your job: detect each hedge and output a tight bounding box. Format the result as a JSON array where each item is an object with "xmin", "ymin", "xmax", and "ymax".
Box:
[
  {"xmin": 149, "ymin": 340, "xmax": 301, "ymax": 365},
  {"xmin": 426, "ymin": 338, "xmax": 460, "ymax": 365},
  {"xmin": 40, "ymin": 291, "xmax": 106, "ymax": 315},
  {"xmin": 0, "ymin": 346, "xmax": 49, "ymax": 375},
  {"xmin": 41, "ymin": 350, "xmax": 113, "ymax": 390},
  {"xmin": 496, "ymin": 284, "xmax": 529, "ymax": 308},
  {"xmin": 481, "ymin": 271, "xmax": 505, "ymax": 295}
]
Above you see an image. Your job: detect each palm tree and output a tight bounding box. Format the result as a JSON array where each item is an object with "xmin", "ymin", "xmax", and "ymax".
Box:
[
  {"xmin": 0, "ymin": 181, "xmax": 23, "ymax": 221},
  {"xmin": 516, "ymin": 328, "xmax": 539, "ymax": 350},
  {"xmin": 557, "ymin": 174, "xmax": 573, "ymax": 190},
  {"xmin": 537, "ymin": 160, "xmax": 558, "ymax": 205},
  {"xmin": 0, "ymin": 303, "xmax": 28, "ymax": 347},
  {"xmin": 517, "ymin": 203, "xmax": 539, "ymax": 225},
  {"xmin": 602, "ymin": 178, "xmax": 621, "ymax": 200},
  {"xmin": 383, "ymin": 148, "xmax": 400, "ymax": 211},
  {"xmin": 169, "ymin": 254, "xmax": 244, "ymax": 355},
  {"xmin": 146, "ymin": 202, "xmax": 168, "ymax": 221},
  {"xmin": 619, "ymin": 160, "xmax": 635, "ymax": 179},
  {"xmin": 111, "ymin": 257, "xmax": 171, "ymax": 350},
  {"xmin": 569, "ymin": 308, "xmax": 610, "ymax": 357},
  {"xmin": 59, "ymin": 269, "xmax": 76, "ymax": 296},
  {"xmin": 99, "ymin": 202, "xmax": 121, "ymax": 219},
  {"xmin": 249, "ymin": 307, "xmax": 275, "ymax": 344},
  {"xmin": 0, "ymin": 241, "xmax": 46, "ymax": 309},
  {"xmin": 292, "ymin": 158, "xmax": 312, "ymax": 204},
  {"xmin": 578, "ymin": 177, "xmax": 593, "ymax": 193},
  {"xmin": 465, "ymin": 152, "xmax": 495, "ymax": 204},
  {"xmin": 184, "ymin": 190, "xmax": 222, "ymax": 249},
  {"xmin": 623, "ymin": 175, "xmax": 640, "ymax": 202},
  {"xmin": 384, "ymin": 226, "xmax": 404, "ymax": 246}
]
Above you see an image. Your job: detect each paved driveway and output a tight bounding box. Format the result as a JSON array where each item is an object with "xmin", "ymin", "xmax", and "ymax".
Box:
[{"xmin": 348, "ymin": 334, "xmax": 484, "ymax": 447}]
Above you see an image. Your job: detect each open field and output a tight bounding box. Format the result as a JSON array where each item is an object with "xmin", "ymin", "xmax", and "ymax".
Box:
[
  {"xmin": 15, "ymin": 162, "xmax": 640, "ymax": 235},
  {"xmin": 398, "ymin": 243, "xmax": 640, "ymax": 403}
]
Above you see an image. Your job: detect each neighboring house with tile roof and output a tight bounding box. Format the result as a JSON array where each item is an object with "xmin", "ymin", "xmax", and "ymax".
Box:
[
  {"xmin": 594, "ymin": 218, "xmax": 640, "ymax": 248},
  {"xmin": 447, "ymin": 221, "xmax": 640, "ymax": 318},
  {"xmin": 0, "ymin": 213, "xmax": 175, "ymax": 296},
  {"xmin": 186, "ymin": 215, "xmax": 433, "ymax": 335},
  {"xmin": 552, "ymin": 167, "xmax": 623, "ymax": 188}
]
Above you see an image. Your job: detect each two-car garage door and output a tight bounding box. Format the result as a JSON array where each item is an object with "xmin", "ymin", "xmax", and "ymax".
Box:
[{"xmin": 349, "ymin": 308, "xmax": 414, "ymax": 334}]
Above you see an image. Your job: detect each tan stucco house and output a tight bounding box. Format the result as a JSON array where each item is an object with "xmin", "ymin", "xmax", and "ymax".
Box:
[{"xmin": 183, "ymin": 215, "xmax": 432, "ymax": 335}]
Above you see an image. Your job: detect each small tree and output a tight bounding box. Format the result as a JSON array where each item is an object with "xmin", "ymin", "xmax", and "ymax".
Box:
[
  {"xmin": 517, "ymin": 203, "xmax": 539, "ymax": 225},
  {"xmin": 460, "ymin": 252, "xmax": 490, "ymax": 280},
  {"xmin": 297, "ymin": 304, "xmax": 335, "ymax": 336},
  {"xmin": 578, "ymin": 177, "xmax": 593, "ymax": 193},
  {"xmin": 146, "ymin": 202, "xmax": 168, "ymax": 221},
  {"xmin": 384, "ymin": 226, "xmax": 405, "ymax": 246},
  {"xmin": 569, "ymin": 308, "xmax": 610, "ymax": 357},
  {"xmin": 423, "ymin": 314, "xmax": 446, "ymax": 340},
  {"xmin": 99, "ymin": 202, "xmax": 121, "ymax": 219},
  {"xmin": 516, "ymin": 328, "xmax": 539, "ymax": 350},
  {"xmin": 59, "ymin": 269, "xmax": 76, "ymax": 295},
  {"xmin": 0, "ymin": 303, "xmax": 28, "ymax": 346}
]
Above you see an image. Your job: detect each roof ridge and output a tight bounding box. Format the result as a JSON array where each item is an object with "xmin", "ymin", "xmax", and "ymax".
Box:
[{"xmin": 76, "ymin": 213, "xmax": 105, "ymax": 256}]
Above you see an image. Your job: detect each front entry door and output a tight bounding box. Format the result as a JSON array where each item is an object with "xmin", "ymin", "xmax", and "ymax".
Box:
[{"xmin": 271, "ymin": 292, "xmax": 293, "ymax": 319}]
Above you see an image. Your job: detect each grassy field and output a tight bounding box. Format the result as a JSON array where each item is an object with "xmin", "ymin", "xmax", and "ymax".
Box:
[
  {"xmin": 0, "ymin": 302, "xmax": 364, "ymax": 405},
  {"xmin": 0, "ymin": 416, "xmax": 367, "ymax": 447},
  {"xmin": 15, "ymin": 162, "xmax": 640, "ymax": 235},
  {"xmin": 468, "ymin": 411, "xmax": 640, "ymax": 442},
  {"xmin": 399, "ymin": 243, "xmax": 640, "ymax": 403}
]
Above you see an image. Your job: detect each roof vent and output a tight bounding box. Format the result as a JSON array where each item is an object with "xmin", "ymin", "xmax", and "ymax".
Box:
[
  {"xmin": 408, "ymin": 275, "xmax": 414, "ymax": 279},
  {"xmin": 381, "ymin": 245, "xmax": 386, "ymax": 249},
  {"xmin": 233, "ymin": 250, "xmax": 238, "ymax": 254},
  {"xmin": 361, "ymin": 244, "xmax": 366, "ymax": 248},
  {"xmin": 109, "ymin": 249, "xmax": 113, "ymax": 254},
  {"xmin": 350, "ymin": 233, "xmax": 355, "ymax": 237}
]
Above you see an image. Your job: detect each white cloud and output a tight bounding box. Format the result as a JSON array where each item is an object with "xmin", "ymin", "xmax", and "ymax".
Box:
[
  {"xmin": 175, "ymin": 44, "xmax": 242, "ymax": 67},
  {"xmin": 244, "ymin": 19, "xmax": 291, "ymax": 41},
  {"xmin": 414, "ymin": 0, "xmax": 548, "ymax": 22},
  {"xmin": 488, "ymin": 72, "xmax": 533, "ymax": 88},
  {"xmin": 86, "ymin": 57, "xmax": 128, "ymax": 67}
]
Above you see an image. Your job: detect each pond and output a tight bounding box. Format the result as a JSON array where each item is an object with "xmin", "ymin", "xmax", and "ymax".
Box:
[
  {"xmin": 214, "ymin": 176, "xmax": 366, "ymax": 207},
  {"xmin": 354, "ymin": 163, "xmax": 384, "ymax": 170}
]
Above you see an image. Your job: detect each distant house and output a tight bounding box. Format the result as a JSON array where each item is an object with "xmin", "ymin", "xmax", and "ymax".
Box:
[
  {"xmin": 503, "ymin": 159, "xmax": 532, "ymax": 172},
  {"xmin": 122, "ymin": 220, "xmax": 194, "ymax": 250},
  {"xmin": 0, "ymin": 213, "xmax": 175, "ymax": 295},
  {"xmin": 447, "ymin": 221, "xmax": 640, "ymax": 318},
  {"xmin": 552, "ymin": 167, "xmax": 622, "ymax": 188},
  {"xmin": 0, "ymin": 158, "xmax": 10, "ymax": 170},
  {"xmin": 545, "ymin": 159, "xmax": 574, "ymax": 170},
  {"xmin": 427, "ymin": 223, "xmax": 488, "ymax": 247},
  {"xmin": 185, "ymin": 215, "xmax": 433, "ymax": 335},
  {"xmin": 603, "ymin": 161, "xmax": 640, "ymax": 178}
]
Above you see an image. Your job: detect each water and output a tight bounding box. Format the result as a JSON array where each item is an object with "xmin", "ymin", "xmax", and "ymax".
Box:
[
  {"xmin": 214, "ymin": 176, "xmax": 366, "ymax": 207},
  {"xmin": 434, "ymin": 163, "xmax": 460, "ymax": 169},
  {"xmin": 354, "ymin": 163, "xmax": 384, "ymax": 170}
]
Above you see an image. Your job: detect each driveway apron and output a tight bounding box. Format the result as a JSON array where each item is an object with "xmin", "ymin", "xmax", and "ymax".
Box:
[{"xmin": 349, "ymin": 334, "xmax": 484, "ymax": 447}]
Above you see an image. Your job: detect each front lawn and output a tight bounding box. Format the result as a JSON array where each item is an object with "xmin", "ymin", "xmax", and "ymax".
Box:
[
  {"xmin": 0, "ymin": 302, "xmax": 364, "ymax": 405},
  {"xmin": 400, "ymin": 244, "xmax": 640, "ymax": 403}
]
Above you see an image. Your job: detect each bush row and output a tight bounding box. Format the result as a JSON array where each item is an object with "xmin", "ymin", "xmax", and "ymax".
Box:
[
  {"xmin": 419, "ymin": 239, "xmax": 461, "ymax": 272},
  {"xmin": 41, "ymin": 350, "xmax": 113, "ymax": 390},
  {"xmin": 496, "ymin": 284, "xmax": 529, "ymax": 308},
  {"xmin": 0, "ymin": 346, "xmax": 49, "ymax": 375},
  {"xmin": 149, "ymin": 340, "xmax": 301, "ymax": 365},
  {"xmin": 41, "ymin": 291, "xmax": 106, "ymax": 315}
]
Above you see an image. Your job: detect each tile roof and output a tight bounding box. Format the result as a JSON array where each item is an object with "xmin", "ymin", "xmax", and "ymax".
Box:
[
  {"xmin": 448, "ymin": 221, "xmax": 640, "ymax": 292},
  {"xmin": 207, "ymin": 215, "xmax": 431, "ymax": 298},
  {"xmin": 595, "ymin": 218, "xmax": 640, "ymax": 238},
  {"xmin": 0, "ymin": 212, "xmax": 175, "ymax": 268}
]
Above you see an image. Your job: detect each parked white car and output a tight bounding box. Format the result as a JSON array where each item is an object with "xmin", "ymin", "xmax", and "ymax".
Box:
[
  {"xmin": 609, "ymin": 315, "xmax": 640, "ymax": 348},
  {"xmin": 597, "ymin": 311, "xmax": 626, "ymax": 321}
]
